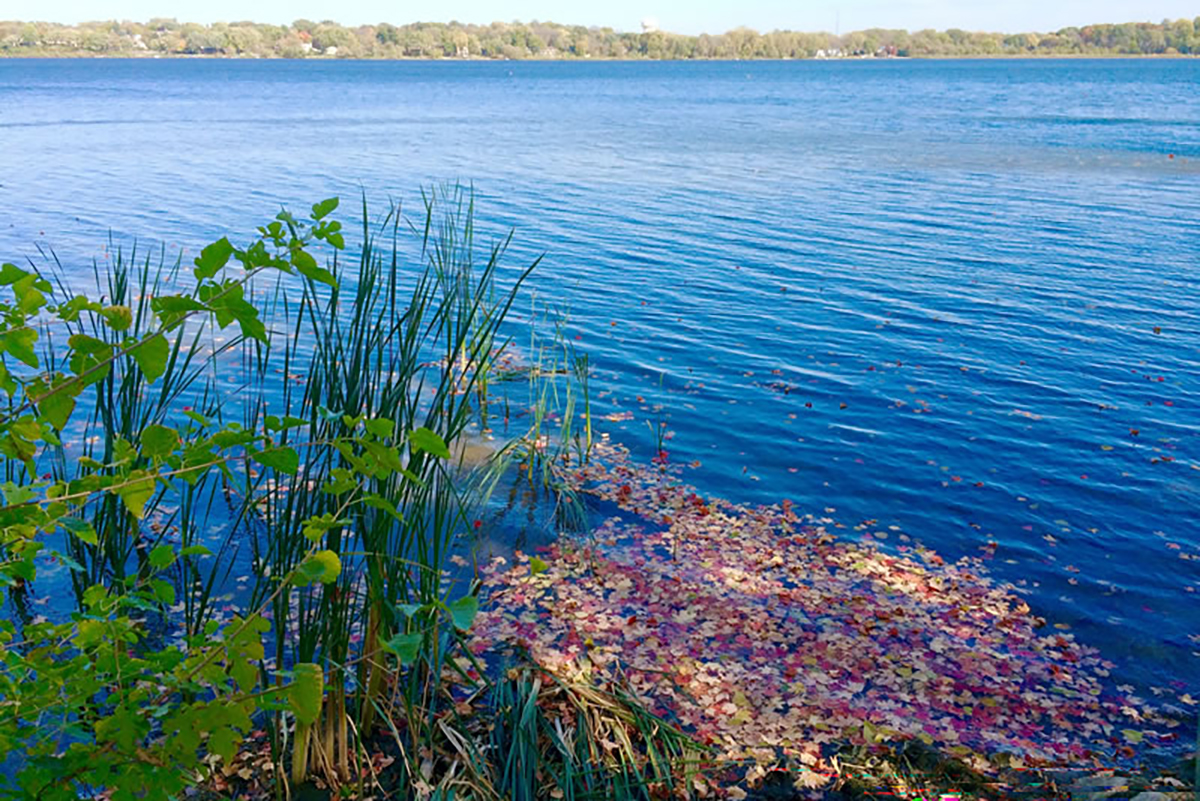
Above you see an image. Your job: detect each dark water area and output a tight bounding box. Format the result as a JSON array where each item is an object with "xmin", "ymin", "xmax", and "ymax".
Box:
[{"xmin": 1, "ymin": 57, "xmax": 1197, "ymax": 705}]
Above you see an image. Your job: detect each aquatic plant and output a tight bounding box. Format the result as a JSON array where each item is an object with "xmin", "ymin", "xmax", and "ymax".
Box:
[
  {"xmin": 230, "ymin": 187, "xmax": 543, "ymax": 790},
  {"xmin": 0, "ymin": 198, "xmax": 350, "ymax": 797},
  {"xmin": 0, "ymin": 188, "xmax": 700, "ymax": 801}
]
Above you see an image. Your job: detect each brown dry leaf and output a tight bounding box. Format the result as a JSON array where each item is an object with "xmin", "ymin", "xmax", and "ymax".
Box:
[{"xmin": 794, "ymin": 768, "xmax": 830, "ymax": 790}]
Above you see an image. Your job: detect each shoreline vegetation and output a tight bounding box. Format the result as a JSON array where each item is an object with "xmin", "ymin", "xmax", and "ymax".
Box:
[
  {"xmin": 2, "ymin": 17, "xmax": 1200, "ymax": 60},
  {"xmin": 0, "ymin": 192, "xmax": 1195, "ymax": 799}
]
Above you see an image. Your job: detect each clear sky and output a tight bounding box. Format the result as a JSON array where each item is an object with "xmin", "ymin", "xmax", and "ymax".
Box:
[{"xmin": 5, "ymin": 0, "xmax": 1197, "ymax": 35}]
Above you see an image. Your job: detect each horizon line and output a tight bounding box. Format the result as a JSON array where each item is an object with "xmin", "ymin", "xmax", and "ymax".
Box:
[{"xmin": 5, "ymin": 15, "xmax": 1199, "ymax": 37}]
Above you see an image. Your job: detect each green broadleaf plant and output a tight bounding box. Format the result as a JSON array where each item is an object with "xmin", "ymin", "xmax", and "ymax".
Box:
[
  {"xmin": 0, "ymin": 200, "xmax": 357, "ymax": 800},
  {"xmin": 0, "ymin": 188, "xmax": 576, "ymax": 800}
]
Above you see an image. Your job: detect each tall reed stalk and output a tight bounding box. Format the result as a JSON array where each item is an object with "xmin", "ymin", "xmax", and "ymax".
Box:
[
  {"xmin": 234, "ymin": 186, "xmax": 540, "ymax": 789},
  {"xmin": 6, "ymin": 188, "xmax": 700, "ymax": 800},
  {"xmin": 41, "ymin": 244, "xmax": 243, "ymax": 609}
]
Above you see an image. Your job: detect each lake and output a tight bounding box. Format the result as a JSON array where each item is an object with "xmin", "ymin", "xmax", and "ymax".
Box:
[{"xmin": 1, "ymin": 57, "xmax": 1197, "ymax": 704}]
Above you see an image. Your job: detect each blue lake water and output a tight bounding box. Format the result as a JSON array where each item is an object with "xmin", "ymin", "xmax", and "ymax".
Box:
[{"xmin": 1, "ymin": 58, "xmax": 1198, "ymax": 703}]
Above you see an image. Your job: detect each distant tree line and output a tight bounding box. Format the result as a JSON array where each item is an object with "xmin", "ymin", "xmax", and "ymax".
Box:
[{"xmin": 2, "ymin": 17, "xmax": 1200, "ymax": 59}]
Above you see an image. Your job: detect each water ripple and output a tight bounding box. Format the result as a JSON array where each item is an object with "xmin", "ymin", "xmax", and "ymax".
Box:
[{"xmin": 1, "ymin": 57, "xmax": 1197, "ymax": 696}]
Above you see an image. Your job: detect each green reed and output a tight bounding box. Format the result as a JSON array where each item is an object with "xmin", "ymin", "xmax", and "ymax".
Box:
[
  {"xmin": 472, "ymin": 294, "xmax": 594, "ymax": 541},
  {"xmin": 230, "ymin": 186, "xmax": 544, "ymax": 789},
  {"xmin": 37, "ymin": 244, "xmax": 239, "ymax": 605},
  {"xmin": 467, "ymin": 664, "xmax": 704, "ymax": 801},
  {"xmin": 0, "ymin": 188, "xmax": 703, "ymax": 800}
]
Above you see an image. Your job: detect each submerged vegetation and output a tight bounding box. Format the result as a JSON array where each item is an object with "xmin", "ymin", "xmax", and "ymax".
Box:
[{"xmin": 3, "ymin": 16, "xmax": 1200, "ymax": 59}]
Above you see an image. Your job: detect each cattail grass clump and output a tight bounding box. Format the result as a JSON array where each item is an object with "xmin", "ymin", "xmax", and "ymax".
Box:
[{"xmin": 0, "ymin": 186, "xmax": 689, "ymax": 801}]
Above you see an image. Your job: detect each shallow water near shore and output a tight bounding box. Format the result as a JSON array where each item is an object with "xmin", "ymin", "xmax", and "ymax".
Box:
[{"xmin": 1, "ymin": 57, "xmax": 1197, "ymax": 729}]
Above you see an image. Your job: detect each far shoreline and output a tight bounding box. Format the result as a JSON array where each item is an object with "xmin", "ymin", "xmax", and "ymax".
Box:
[{"xmin": 2, "ymin": 52, "xmax": 1197, "ymax": 62}]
